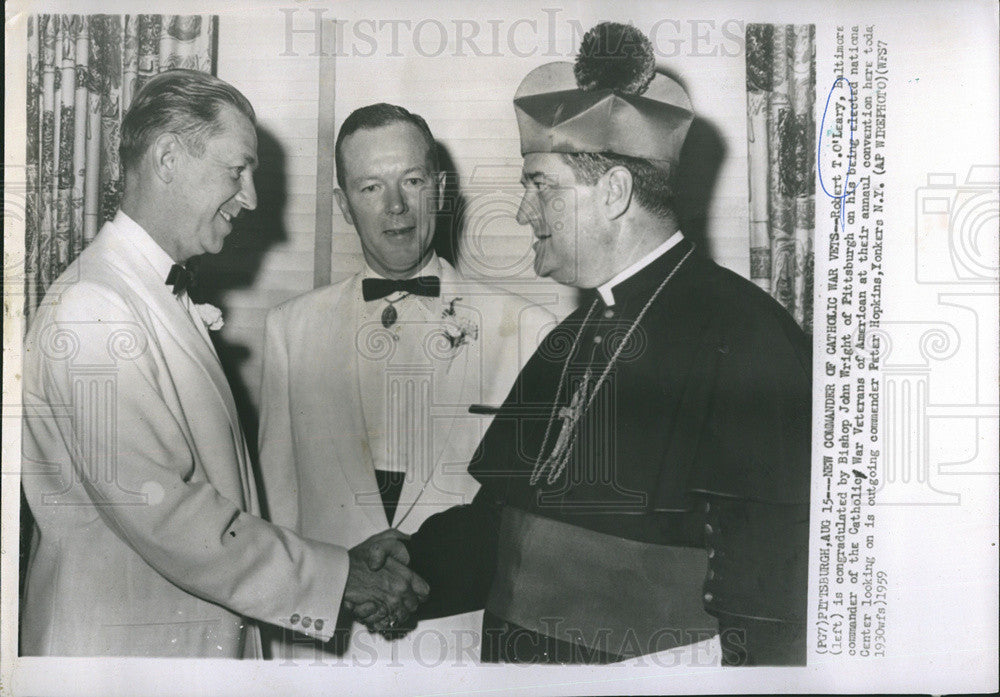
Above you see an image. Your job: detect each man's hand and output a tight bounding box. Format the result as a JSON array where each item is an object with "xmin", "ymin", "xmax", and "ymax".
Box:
[
  {"xmin": 355, "ymin": 528, "xmax": 410, "ymax": 572},
  {"xmin": 342, "ymin": 530, "xmax": 429, "ymax": 631}
]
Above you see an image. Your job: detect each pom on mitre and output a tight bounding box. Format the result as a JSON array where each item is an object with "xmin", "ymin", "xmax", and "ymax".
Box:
[{"xmin": 573, "ymin": 22, "xmax": 656, "ymax": 95}]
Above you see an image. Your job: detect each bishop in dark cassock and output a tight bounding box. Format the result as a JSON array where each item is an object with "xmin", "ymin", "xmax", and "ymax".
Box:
[{"xmin": 357, "ymin": 22, "xmax": 812, "ymax": 666}]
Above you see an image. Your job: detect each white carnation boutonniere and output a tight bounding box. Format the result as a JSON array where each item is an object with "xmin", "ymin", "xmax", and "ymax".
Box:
[
  {"xmin": 194, "ymin": 302, "xmax": 225, "ymax": 331},
  {"xmin": 440, "ymin": 297, "xmax": 478, "ymax": 356}
]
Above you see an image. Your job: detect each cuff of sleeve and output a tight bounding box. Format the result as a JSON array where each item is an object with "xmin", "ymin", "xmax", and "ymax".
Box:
[{"xmin": 275, "ymin": 543, "xmax": 350, "ymax": 643}]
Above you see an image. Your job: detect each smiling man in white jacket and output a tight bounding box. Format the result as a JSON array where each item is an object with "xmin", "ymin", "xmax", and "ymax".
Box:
[{"xmin": 20, "ymin": 71, "xmax": 426, "ymax": 658}]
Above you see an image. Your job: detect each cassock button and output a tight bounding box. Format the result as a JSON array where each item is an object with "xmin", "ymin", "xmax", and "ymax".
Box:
[
  {"xmin": 593, "ymin": 335, "xmax": 603, "ymax": 344},
  {"xmin": 703, "ymin": 592, "xmax": 714, "ymax": 603},
  {"xmin": 707, "ymin": 547, "xmax": 716, "ymax": 559},
  {"xmin": 707, "ymin": 569, "xmax": 715, "ymax": 580},
  {"xmin": 314, "ymin": 619, "xmax": 324, "ymax": 631},
  {"xmin": 703, "ymin": 501, "xmax": 711, "ymax": 513},
  {"xmin": 704, "ymin": 523, "xmax": 713, "ymax": 535},
  {"xmin": 603, "ymin": 309, "xmax": 614, "ymax": 319},
  {"xmin": 301, "ymin": 617, "xmax": 312, "ymax": 629},
  {"xmin": 290, "ymin": 614, "xmax": 300, "ymax": 625}
]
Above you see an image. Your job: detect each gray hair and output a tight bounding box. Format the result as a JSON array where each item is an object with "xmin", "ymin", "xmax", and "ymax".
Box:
[
  {"xmin": 119, "ymin": 69, "xmax": 255, "ymax": 172},
  {"xmin": 561, "ymin": 152, "xmax": 676, "ymax": 219}
]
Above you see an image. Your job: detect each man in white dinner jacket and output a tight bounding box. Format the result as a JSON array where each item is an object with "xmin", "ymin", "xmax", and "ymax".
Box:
[
  {"xmin": 20, "ymin": 71, "xmax": 426, "ymax": 658},
  {"xmin": 258, "ymin": 103, "xmax": 553, "ymax": 664}
]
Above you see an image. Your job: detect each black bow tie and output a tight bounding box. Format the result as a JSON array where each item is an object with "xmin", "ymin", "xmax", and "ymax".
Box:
[
  {"xmin": 166, "ymin": 264, "xmax": 195, "ymax": 296},
  {"xmin": 362, "ymin": 276, "xmax": 441, "ymax": 301}
]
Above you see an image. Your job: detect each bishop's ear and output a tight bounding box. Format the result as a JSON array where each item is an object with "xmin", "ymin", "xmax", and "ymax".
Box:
[{"xmin": 602, "ymin": 165, "xmax": 634, "ymax": 220}]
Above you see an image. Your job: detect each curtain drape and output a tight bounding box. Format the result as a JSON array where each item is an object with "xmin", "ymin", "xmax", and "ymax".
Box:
[
  {"xmin": 25, "ymin": 14, "xmax": 217, "ymax": 317},
  {"xmin": 745, "ymin": 23, "xmax": 816, "ymax": 333}
]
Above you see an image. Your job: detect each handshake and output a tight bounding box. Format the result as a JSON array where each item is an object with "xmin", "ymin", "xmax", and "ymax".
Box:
[{"xmin": 341, "ymin": 529, "xmax": 429, "ymax": 634}]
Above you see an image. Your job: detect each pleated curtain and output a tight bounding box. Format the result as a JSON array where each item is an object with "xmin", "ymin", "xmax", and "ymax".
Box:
[{"xmin": 745, "ymin": 23, "xmax": 816, "ymax": 333}]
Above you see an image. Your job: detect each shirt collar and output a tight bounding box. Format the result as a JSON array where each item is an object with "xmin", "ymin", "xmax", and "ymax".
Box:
[
  {"xmin": 362, "ymin": 252, "xmax": 441, "ymax": 282},
  {"xmin": 113, "ymin": 209, "xmax": 178, "ymax": 284},
  {"xmin": 596, "ymin": 232, "xmax": 684, "ymax": 306}
]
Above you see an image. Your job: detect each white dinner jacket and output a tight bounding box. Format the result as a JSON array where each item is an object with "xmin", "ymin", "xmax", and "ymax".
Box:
[
  {"xmin": 20, "ymin": 213, "xmax": 349, "ymax": 657},
  {"xmin": 258, "ymin": 258, "xmax": 554, "ymax": 663}
]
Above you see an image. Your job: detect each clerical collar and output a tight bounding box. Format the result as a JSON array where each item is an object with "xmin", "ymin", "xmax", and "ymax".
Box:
[
  {"xmin": 596, "ymin": 233, "xmax": 684, "ymax": 306},
  {"xmin": 362, "ymin": 253, "xmax": 440, "ymax": 284},
  {"xmin": 112, "ymin": 209, "xmax": 178, "ymax": 288}
]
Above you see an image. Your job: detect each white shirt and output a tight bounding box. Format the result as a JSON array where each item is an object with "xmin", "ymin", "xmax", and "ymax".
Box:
[
  {"xmin": 596, "ymin": 232, "xmax": 684, "ymax": 306},
  {"xmin": 357, "ymin": 254, "xmax": 447, "ymax": 474}
]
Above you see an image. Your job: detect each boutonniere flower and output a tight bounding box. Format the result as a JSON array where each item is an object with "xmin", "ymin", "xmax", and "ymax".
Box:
[
  {"xmin": 194, "ymin": 302, "xmax": 225, "ymax": 331},
  {"xmin": 440, "ymin": 297, "xmax": 478, "ymax": 351}
]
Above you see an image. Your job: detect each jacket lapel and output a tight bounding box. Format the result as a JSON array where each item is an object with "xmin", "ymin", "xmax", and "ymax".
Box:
[
  {"xmin": 104, "ymin": 224, "xmax": 254, "ymax": 509},
  {"xmin": 393, "ymin": 260, "xmax": 475, "ymax": 527},
  {"xmin": 329, "ymin": 275, "xmax": 386, "ymax": 528}
]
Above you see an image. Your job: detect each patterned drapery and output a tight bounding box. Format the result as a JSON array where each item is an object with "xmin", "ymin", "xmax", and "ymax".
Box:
[
  {"xmin": 25, "ymin": 14, "xmax": 217, "ymax": 317},
  {"xmin": 745, "ymin": 24, "xmax": 816, "ymax": 333}
]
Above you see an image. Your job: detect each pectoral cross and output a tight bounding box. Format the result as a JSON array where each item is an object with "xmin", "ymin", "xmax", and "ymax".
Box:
[{"xmin": 542, "ymin": 368, "xmax": 591, "ymax": 468}]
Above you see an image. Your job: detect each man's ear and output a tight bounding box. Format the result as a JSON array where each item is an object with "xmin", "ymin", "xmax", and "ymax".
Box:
[
  {"xmin": 151, "ymin": 132, "xmax": 182, "ymax": 184},
  {"xmin": 433, "ymin": 170, "xmax": 446, "ymax": 212},
  {"xmin": 602, "ymin": 165, "xmax": 634, "ymax": 220},
  {"xmin": 334, "ymin": 188, "xmax": 355, "ymax": 227}
]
